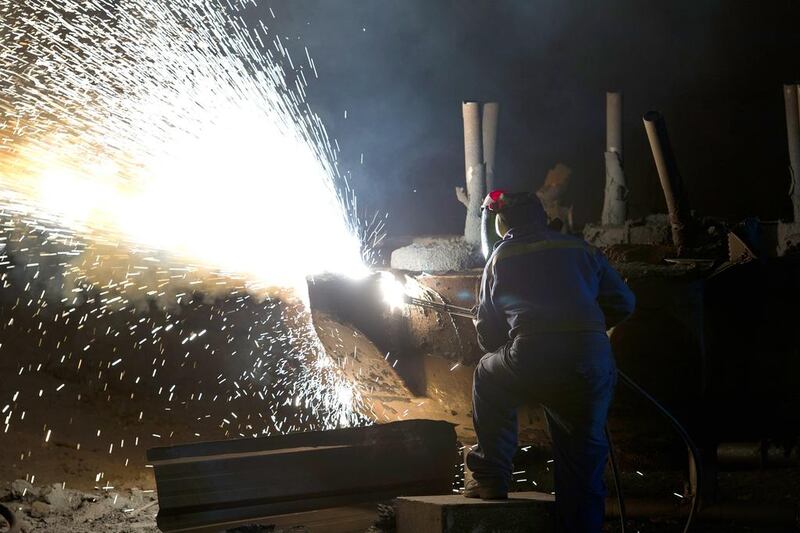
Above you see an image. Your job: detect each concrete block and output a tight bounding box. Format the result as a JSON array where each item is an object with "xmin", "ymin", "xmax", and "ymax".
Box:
[
  {"xmin": 390, "ymin": 236, "xmax": 482, "ymax": 272},
  {"xmin": 395, "ymin": 492, "xmax": 555, "ymax": 533}
]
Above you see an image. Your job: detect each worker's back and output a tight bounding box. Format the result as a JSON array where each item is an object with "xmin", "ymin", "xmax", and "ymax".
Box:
[{"xmin": 477, "ymin": 224, "xmax": 634, "ymax": 350}]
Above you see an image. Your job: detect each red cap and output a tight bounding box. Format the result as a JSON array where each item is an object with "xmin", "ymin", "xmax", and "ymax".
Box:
[{"xmin": 482, "ymin": 189, "xmax": 508, "ymax": 212}]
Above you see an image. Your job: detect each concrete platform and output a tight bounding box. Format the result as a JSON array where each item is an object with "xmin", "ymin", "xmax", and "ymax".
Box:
[{"xmin": 395, "ymin": 492, "xmax": 555, "ymax": 533}]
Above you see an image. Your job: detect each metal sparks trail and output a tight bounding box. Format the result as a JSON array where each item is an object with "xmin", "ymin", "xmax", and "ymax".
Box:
[
  {"xmin": 0, "ymin": 0, "xmax": 371, "ymax": 284},
  {"xmin": 0, "ymin": 0, "xmax": 381, "ymax": 487}
]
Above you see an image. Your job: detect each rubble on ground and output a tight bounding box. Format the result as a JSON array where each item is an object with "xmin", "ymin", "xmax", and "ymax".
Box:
[{"xmin": 0, "ymin": 480, "xmax": 159, "ymax": 533}]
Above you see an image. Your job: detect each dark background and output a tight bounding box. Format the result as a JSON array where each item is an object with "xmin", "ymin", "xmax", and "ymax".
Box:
[{"xmin": 257, "ymin": 0, "xmax": 800, "ymax": 236}]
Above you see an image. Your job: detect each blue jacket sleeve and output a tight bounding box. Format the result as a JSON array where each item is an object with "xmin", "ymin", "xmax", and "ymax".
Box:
[
  {"xmin": 474, "ymin": 260, "xmax": 508, "ymax": 353},
  {"xmin": 596, "ymin": 251, "xmax": 636, "ymax": 328}
]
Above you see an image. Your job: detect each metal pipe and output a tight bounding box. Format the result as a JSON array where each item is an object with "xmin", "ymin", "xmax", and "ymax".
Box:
[
  {"xmin": 482, "ymin": 102, "xmax": 499, "ymax": 192},
  {"xmin": 458, "ymin": 101, "xmax": 486, "ymax": 246},
  {"xmin": 643, "ymin": 111, "xmax": 690, "ymax": 256},
  {"xmin": 462, "ymin": 101, "xmax": 483, "ymax": 173},
  {"xmin": 606, "ymin": 497, "xmax": 799, "ymax": 527},
  {"xmin": 602, "ymin": 92, "xmax": 627, "ymax": 225},
  {"xmin": 606, "ymin": 91, "xmax": 623, "ymax": 154},
  {"xmin": 784, "ymin": 84, "xmax": 800, "ymax": 221}
]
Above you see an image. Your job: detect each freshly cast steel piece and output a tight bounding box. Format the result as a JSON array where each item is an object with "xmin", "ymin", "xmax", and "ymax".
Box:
[{"xmin": 147, "ymin": 420, "xmax": 457, "ymax": 532}]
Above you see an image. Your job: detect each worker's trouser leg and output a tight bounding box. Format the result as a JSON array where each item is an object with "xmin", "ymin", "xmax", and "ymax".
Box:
[
  {"xmin": 544, "ymin": 371, "xmax": 615, "ymax": 532},
  {"xmin": 466, "ymin": 346, "xmax": 521, "ymax": 489},
  {"xmin": 466, "ymin": 333, "xmax": 616, "ymax": 532}
]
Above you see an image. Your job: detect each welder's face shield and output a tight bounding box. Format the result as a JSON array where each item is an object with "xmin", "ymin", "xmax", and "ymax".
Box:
[
  {"xmin": 495, "ymin": 213, "xmax": 509, "ymax": 239},
  {"xmin": 481, "ymin": 189, "xmax": 510, "ymax": 260},
  {"xmin": 480, "ymin": 207, "xmax": 502, "ymax": 260}
]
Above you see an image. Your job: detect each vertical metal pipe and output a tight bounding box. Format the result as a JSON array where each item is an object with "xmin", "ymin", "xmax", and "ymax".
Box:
[
  {"xmin": 481, "ymin": 102, "xmax": 499, "ymax": 192},
  {"xmin": 783, "ymin": 84, "xmax": 800, "ymax": 221},
  {"xmin": 459, "ymin": 101, "xmax": 485, "ymax": 246},
  {"xmin": 643, "ymin": 111, "xmax": 690, "ymax": 255},
  {"xmin": 462, "ymin": 101, "xmax": 483, "ymax": 174},
  {"xmin": 606, "ymin": 91, "xmax": 623, "ymax": 154},
  {"xmin": 602, "ymin": 92, "xmax": 627, "ymax": 225}
]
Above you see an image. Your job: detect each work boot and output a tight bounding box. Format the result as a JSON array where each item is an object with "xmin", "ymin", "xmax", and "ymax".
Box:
[{"xmin": 463, "ymin": 478, "xmax": 507, "ymax": 500}]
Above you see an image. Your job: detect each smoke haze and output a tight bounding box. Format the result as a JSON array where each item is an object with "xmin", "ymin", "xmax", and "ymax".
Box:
[{"xmin": 259, "ymin": 0, "xmax": 800, "ymax": 234}]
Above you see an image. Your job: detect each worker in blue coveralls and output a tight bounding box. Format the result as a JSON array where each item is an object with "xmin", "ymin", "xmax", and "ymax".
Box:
[{"xmin": 463, "ymin": 190, "xmax": 635, "ymax": 532}]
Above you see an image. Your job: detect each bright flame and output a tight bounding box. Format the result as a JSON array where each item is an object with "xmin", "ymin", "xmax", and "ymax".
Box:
[
  {"xmin": 379, "ymin": 271, "xmax": 409, "ymax": 312},
  {"xmin": 0, "ymin": 0, "xmax": 371, "ymax": 288},
  {"xmin": 0, "ymin": 0, "xmax": 375, "ymax": 441}
]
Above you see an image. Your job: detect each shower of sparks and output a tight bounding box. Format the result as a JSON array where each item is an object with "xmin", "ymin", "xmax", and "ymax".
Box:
[
  {"xmin": 0, "ymin": 0, "xmax": 375, "ymax": 284},
  {"xmin": 379, "ymin": 271, "xmax": 408, "ymax": 312},
  {"xmin": 0, "ymin": 0, "xmax": 387, "ymax": 486}
]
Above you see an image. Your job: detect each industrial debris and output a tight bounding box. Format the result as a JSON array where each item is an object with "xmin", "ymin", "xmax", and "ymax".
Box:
[{"xmin": 0, "ymin": 480, "xmax": 160, "ymax": 533}]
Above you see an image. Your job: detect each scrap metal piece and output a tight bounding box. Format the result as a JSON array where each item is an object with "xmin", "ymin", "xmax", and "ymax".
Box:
[
  {"xmin": 147, "ymin": 420, "xmax": 457, "ymax": 532},
  {"xmin": 727, "ymin": 232, "xmax": 757, "ymax": 264}
]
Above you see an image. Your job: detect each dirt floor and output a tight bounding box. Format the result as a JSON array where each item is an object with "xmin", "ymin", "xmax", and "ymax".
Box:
[{"xmin": 2, "ymin": 467, "xmax": 799, "ymax": 532}]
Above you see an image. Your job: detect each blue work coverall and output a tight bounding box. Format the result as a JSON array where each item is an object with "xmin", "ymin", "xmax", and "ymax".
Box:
[{"xmin": 466, "ymin": 223, "xmax": 635, "ymax": 532}]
